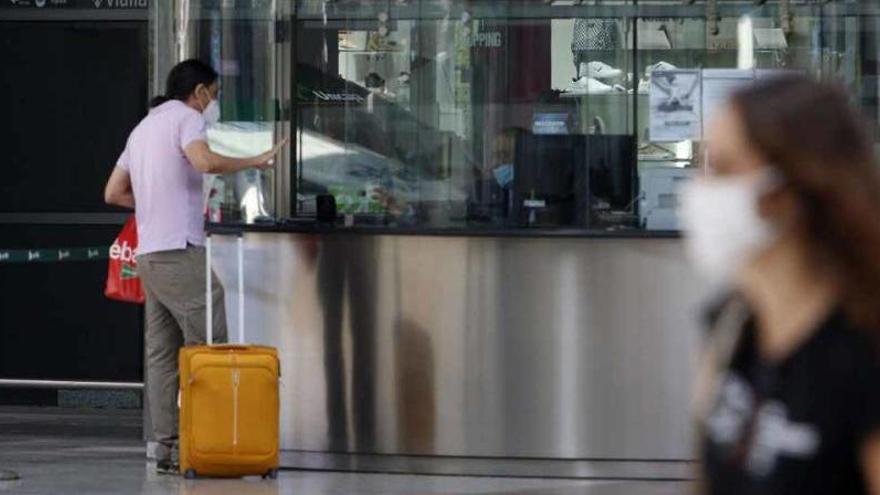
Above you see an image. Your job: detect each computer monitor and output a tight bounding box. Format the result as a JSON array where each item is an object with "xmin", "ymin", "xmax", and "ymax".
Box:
[
  {"xmin": 511, "ymin": 134, "xmax": 636, "ymax": 227},
  {"xmin": 584, "ymin": 134, "xmax": 637, "ymax": 211}
]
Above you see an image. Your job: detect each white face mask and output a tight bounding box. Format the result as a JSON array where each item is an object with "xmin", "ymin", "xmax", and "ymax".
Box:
[
  {"xmin": 202, "ymin": 99, "xmax": 221, "ymax": 125},
  {"xmin": 679, "ymin": 171, "xmax": 779, "ymax": 284}
]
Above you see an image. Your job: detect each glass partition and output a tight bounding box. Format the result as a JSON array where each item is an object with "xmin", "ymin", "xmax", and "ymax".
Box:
[
  {"xmin": 153, "ymin": 0, "xmax": 880, "ymax": 234},
  {"xmin": 152, "ymin": 0, "xmax": 286, "ymax": 224},
  {"xmin": 294, "ymin": 0, "xmax": 643, "ymax": 230}
]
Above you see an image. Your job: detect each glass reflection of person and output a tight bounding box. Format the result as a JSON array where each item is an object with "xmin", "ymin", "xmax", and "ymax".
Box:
[
  {"xmin": 310, "ymin": 108, "xmax": 383, "ymax": 453},
  {"xmin": 317, "ymin": 237, "xmax": 378, "ymax": 453}
]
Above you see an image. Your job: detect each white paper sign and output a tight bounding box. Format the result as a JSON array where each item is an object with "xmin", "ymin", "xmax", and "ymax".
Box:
[{"xmin": 649, "ymin": 69, "xmax": 702, "ymax": 142}]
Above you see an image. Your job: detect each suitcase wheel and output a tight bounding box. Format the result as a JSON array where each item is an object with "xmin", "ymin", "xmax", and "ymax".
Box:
[
  {"xmin": 184, "ymin": 469, "xmax": 198, "ymax": 480},
  {"xmin": 263, "ymin": 469, "xmax": 279, "ymax": 480}
]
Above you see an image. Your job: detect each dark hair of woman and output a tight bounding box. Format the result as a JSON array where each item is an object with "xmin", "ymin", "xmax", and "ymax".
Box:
[
  {"xmin": 730, "ymin": 76, "xmax": 880, "ymax": 334},
  {"xmin": 150, "ymin": 59, "xmax": 219, "ymax": 108}
]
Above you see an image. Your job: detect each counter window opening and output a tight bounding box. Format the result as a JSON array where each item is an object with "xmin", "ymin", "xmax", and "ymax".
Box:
[{"xmin": 161, "ymin": 1, "xmax": 880, "ymax": 235}]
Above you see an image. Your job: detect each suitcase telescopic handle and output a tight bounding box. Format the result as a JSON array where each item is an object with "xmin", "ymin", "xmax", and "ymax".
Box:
[
  {"xmin": 206, "ymin": 232, "xmax": 246, "ymax": 346},
  {"xmin": 206, "ymin": 234, "xmax": 213, "ymax": 345},
  {"xmin": 236, "ymin": 234, "xmax": 244, "ymax": 344}
]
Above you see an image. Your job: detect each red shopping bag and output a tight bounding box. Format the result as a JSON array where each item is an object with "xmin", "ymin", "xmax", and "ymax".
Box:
[{"xmin": 104, "ymin": 216, "xmax": 145, "ymax": 304}]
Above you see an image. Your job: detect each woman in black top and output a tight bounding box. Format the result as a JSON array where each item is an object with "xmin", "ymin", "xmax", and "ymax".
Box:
[{"xmin": 680, "ymin": 77, "xmax": 880, "ymax": 494}]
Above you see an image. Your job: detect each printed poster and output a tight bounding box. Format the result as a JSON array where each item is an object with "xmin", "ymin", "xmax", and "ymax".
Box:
[{"xmin": 649, "ymin": 69, "xmax": 702, "ymax": 142}]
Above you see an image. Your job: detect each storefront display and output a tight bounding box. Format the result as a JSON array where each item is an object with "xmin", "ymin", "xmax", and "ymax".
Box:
[{"xmin": 154, "ymin": 0, "xmax": 880, "ymax": 234}]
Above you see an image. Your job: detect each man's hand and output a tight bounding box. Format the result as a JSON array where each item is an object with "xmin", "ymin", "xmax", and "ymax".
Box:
[
  {"xmin": 253, "ymin": 138, "xmax": 290, "ymax": 170},
  {"xmin": 185, "ymin": 137, "xmax": 289, "ymax": 174}
]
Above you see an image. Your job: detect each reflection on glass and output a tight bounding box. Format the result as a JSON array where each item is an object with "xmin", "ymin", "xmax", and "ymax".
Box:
[
  {"xmin": 131, "ymin": 1, "xmax": 871, "ymax": 231},
  {"xmin": 289, "ymin": 1, "xmax": 880, "ymax": 232},
  {"xmin": 174, "ymin": 0, "xmax": 279, "ymax": 225},
  {"xmin": 295, "ymin": 1, "xmax": 647, "ymax": 230},
  {"xmin": 206, "ymin": 123, "xmax": 275, "ymax": 223}
]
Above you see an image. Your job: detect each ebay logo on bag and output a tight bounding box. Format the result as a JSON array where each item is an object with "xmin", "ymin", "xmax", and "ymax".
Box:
[
  {"xmin": 109, "ymin": 240, "xmax": 138, "ymax": 264},
  {"xmin": 105, "ymin": 216, "xmax": 144, "ymax": 304}
]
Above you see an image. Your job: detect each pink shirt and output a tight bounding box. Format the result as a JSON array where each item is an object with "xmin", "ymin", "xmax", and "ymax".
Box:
[{"xmin": 117, "ymin": 100, "xmax": 207, "ymax": 256}]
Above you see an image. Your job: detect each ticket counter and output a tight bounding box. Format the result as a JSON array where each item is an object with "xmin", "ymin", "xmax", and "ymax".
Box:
[{"xmin": 155, "ymin": 0, "xmax": 880, "ymax": 478}]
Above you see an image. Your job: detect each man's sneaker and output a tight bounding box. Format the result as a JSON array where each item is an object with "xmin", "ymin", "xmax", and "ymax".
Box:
[
  {"xmin": 566, "ymin": 76, "xmax": 621, "ymax": 95},
  {"xmin": 578, "ymin": 61, "xmax": 623, "ymax": 80},
  {"xmin": 156, "ymin": 459, "xmax": 179, "ymax": 476}
]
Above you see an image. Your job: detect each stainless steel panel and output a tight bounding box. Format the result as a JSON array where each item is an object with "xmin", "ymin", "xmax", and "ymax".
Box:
[{"xmin": 211, "ymin": 233, "xmax": 706, "ymax": 461}]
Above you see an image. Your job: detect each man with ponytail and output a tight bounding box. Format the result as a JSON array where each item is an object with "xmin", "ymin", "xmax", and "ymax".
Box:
[{"xmin": 103, "ymin": 59, "xmax": 286, "ymax": 474}]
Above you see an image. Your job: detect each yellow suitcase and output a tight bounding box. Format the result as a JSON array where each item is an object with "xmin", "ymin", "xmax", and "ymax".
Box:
[{"xmin": 179, "ymin": 235, "xmax": 280, "ymax": 479}]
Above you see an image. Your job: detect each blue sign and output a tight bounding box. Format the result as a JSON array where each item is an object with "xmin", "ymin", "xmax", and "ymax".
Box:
[{"xmin": 532, "ymin": 113, "xmax": 571, "ymax": 135}]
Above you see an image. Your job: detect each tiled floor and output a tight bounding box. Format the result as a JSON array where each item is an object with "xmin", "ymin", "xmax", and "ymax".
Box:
[{"xmin": 0, "ymin": 407, "xmax": 694, "ymax": 495}]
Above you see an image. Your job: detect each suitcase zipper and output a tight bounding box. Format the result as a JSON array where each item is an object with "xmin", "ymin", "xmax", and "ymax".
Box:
[{"xmin": 232, "ymin": 366, "xmax": 240, "ymax": 449}]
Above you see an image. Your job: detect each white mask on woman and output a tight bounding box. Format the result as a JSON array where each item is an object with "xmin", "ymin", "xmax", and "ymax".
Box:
[
  {"xmin": 679, "ymin": 171, "xmax": 780, "ymax": 284},
  {"xmin": 202, "ymin": 99, "xmax": 221, "ymax": 125}
]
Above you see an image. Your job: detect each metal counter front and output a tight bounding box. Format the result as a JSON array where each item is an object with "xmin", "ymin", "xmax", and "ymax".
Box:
[{"xmin": 209, "ymin": 230, "xmax": 706, "ymax": 471}]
